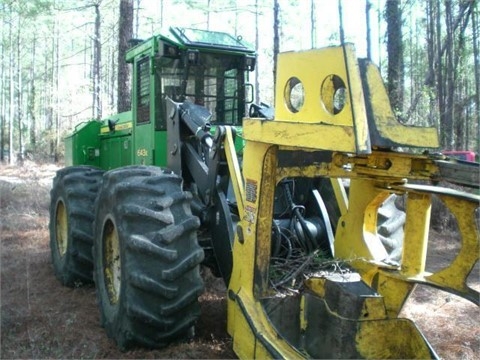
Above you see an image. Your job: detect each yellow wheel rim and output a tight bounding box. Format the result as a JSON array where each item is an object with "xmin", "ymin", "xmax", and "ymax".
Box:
[
  {"xmin": 103, "ymin": 218, "xmax": 121, "ymax": 304},
  {"xmin": 55, "ymin": 200, "xmax": 68, "ymax": 257}
]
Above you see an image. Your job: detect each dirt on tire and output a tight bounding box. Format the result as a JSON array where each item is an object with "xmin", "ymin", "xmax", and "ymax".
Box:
[{"xmin": 1, "ymin": 162, "xmax": 478, "ymax": 359}]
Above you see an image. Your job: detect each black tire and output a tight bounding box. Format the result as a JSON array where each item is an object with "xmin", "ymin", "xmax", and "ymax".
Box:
[
  {"xmin": 49, "ymin": 166, "xmax": 104, "ymax": 286},
  {"xmin": 377, "ymin": 194, "xmax": 406, "ymax": 264},
  {"xmin": 93, "ymin": 166, "xmax": 204, "ymax": 350},
  {"xmin": 317, "ymin": 179, "xmax": 405, "ymax": 263}
]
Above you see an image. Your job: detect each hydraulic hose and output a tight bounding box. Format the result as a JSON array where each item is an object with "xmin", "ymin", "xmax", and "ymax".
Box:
[{"xmin": 282, "ymin": 181, "xmax": 317, "ymax": 254}]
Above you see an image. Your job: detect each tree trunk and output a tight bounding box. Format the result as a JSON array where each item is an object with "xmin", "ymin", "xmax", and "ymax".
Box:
[
  {"xmin": 135, "ymin": 0, "xmax": 141, "ymax": 37},
  {"xmin": 406, "ymin": 0, "xmax": 470, "ymax": 127},
  {"xmin": 436, "ymin": 0, "xmax": 446, "ymax": 147},
  {"xmin": 255, "ymin": 0, "xmax": 260, "ymax": 103},
  {"xmin": 16, "ymin": 14, "xmax": 23, "ymax": 164},
  {"xmin": 92, "ymin": 4, "xmax": 102, "ymax": 120},
  {"xmin": 445, "ymin": 0, "xmax": 454, "ymax": 148},
  {"xmin": 408, "ymin": 7, "xmax": 413, "ymax": 114},
  {"xmin": 43, "ymin": 40, "xmax": 49, "ymax": 148},
  {"xmin": 29, "ymin": 33, "xmax": 37, "ymax": 148},
  {"xmin": 426, "ymin": 0, "xmax": 436, "ymax": 127},
  {"xmin": 377, "ymin": 3, "xmax": 383, "ymax": 72},
  {"xmin": 117, "ymin": 0, "xmax": 134, "ymax": 113},
  {"xmin": 454, "ymin": 2, "xmax": 473, "ymax": 150},
  {"xmin": 311, "ymin": 0, "xmax": 316, "ymax": 49},
  {"xmin": 338, "ymin": 0, "xmax": 345, "ymax": 44},
  {"xmin": 0, "ymin": 79, "xmax": 3, "ymax": 162},
  {"xmin": 273, "ymin": 0, "xmax": 280, "ymax": 94},
  {"xmin": 207, "ymin": 0, "xmax": 211, "ymax": 30},
  {"xmin": 465, "ymin": 81, "xmax": 469, "ymax": 148},
  {"xmin": 54, "ymin": 19, "xmax": 60, "ymax": 162},
  {"xmin": 110, "ymin": 44, "xmax": 115, "ymax": 110},
  {"xmin": 0, "ymin": 3, "xmax": 5, "ymax": 162},
  {"xmin": 365, "ymin": 0, "xmax": 372, "ymax": 60},
  {"xmin": 83, "ymin": 23, "xmax": 88, "ymax": 78},
  {"xmin": 160, "ymin": 1, "xmax": 164, "ymax": 26},
  {"xmin": 8, "ymin": 5, "xmax": 14, "ymax": 165},
  {"xmin": 472, "ymin": 2, "xmax": 480, "ymax": 152},
  {"xmin": 385, "ymin": 0, "xmax": 404, "ymax": 116}
]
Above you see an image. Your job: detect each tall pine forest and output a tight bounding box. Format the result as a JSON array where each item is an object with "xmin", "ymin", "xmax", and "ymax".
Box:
[{"xmin": 0, "ymin": 0, "xmax": 478, "ymax": 164}]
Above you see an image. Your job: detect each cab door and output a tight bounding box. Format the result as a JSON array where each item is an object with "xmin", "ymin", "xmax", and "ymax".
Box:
[{"xmin": 133, "ymin": 55, "xmax": 155, "ymax": 165}]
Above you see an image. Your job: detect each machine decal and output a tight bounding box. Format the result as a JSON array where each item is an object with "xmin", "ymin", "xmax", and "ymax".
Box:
[
  {"xmin": 100, "ymin": 121, "xmax": 132, "ymax": 134},
  {"xmin": 244, "ymin": 205, "xmax": 256, "ymax": 224},
  {"xmin": 136, "ymin": 148, "xmax": 148, "ymax": 157},
  {"xmin": 245, "ymin": 179, "xmax": 258, "ymax": 203}
]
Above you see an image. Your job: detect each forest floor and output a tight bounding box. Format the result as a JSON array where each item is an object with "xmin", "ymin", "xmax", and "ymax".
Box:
[{"xmin": 0, "ymin": 162, "xmax": 478, "ymax": 359}]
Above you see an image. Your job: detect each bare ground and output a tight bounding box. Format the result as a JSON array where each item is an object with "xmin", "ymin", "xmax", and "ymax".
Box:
[{"xmin": 0, "ymin": 162, "xmax": 478, "ymax": 359}]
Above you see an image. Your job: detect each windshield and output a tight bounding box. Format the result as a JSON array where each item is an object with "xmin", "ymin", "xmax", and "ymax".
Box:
[{"xmin": 158, "ymin": 53, "xmax": 247, "ymax": 126}]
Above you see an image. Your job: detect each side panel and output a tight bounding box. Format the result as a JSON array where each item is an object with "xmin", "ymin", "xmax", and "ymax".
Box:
[
  {"xmin": 97, "ymin": 111, "xmax": 133, "ymax": 170},
  {"xmin": 99, "ymin": 135, "xmax": 132, "ymax": 170},
  {"xmin": 134, "ymin": 123, "xmax": 154, "ymax": 165},
  {"xmin": 65, "ymin": 121, "xmax": 101, "ymax": 167},
  {"xmin": 154, "ymin": 131, "xmax": 168, "ymax": 167}
]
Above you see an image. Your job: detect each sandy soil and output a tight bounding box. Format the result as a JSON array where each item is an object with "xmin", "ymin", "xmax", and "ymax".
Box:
[{"xmin": 0, "ymin": 162, "xmax": 478, "ymax": 359}]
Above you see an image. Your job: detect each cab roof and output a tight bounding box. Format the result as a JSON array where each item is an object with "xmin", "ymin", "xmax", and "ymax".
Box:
[
  {"xmin": 126, "ymin": 26, "xmax": 255, "ymax": 63},
  {"xmin": 167, "ymin": 27, "xmax": 254, "ymax": 53}
]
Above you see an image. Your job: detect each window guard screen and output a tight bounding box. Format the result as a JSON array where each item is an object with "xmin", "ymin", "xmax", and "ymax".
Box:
[
  {"xmin": 137, "ymin": 58, "xmax": 150, "ymax": 124},
  {"xmin": 159, "ymin": 55, "xmax": 244, "ymax": 126}
]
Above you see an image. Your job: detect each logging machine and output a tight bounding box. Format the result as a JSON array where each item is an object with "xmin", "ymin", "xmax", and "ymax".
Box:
[{"xmin": 50, "ymin": 26, "xmax": 479, "ymax": 358}]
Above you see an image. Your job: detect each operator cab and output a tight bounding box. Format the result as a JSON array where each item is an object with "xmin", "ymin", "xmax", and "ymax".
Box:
[
  {"xmin": 156, "ymin": 27, "xmax": 255, "ymax": 126},
  {"xmin": 125, "ymin": 27, "xmax": 255, "ymax": 167}
]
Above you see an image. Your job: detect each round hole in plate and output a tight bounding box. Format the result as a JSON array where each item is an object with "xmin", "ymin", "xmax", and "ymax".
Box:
[
  {"xmin": 321, "ymin": 74, "xmax": 347, "ymax": 115},
  {"xmin": 284, "ymin": 77, "xmax": 304, "ymax": 113}
]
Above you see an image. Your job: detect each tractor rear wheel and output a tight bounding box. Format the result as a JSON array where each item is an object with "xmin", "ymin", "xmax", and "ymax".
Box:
[
  {"xmin": 93, "ymin": 166, "xmax": 204, "ymax": 350},
  {"xmin": 49, "ymin": 166, "xmax": 104, "ymax": 286}
]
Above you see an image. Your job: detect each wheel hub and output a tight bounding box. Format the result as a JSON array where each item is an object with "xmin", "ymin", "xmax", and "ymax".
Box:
[
  {"xmin": 103, "ymin": 219, "xmax": 121, "ymax": 304},
  {"xmin": 55, "ymin": 200, "xmax": 68, "ymax": 257}
]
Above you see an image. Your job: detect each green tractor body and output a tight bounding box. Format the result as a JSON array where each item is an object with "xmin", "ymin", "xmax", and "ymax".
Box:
[
  {"xmin": 65, "ymin": 27, "xmax": 255, "ymax": 171},
  {"xmin": 51, "ymin": 26, "xmax": 261, "ymax": 351}
]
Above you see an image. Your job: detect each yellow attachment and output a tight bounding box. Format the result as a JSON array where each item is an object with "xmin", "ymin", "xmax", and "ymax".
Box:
[
  {"xmin": 330, "ymin": 178, "xmax": 348, "ymax": 216},
  {"xmin": 275, "ymin": 45, "xmax": 365, "ymax": 127},
  {"xmin": 226, "ymin": 44, "xmax": 477, "ymax": 359},
  {"xmin": 226, "ymin": 141, "xmax": 446, "ymax": 359},
  {"xmin": 362, "ymin": 60, "xmax": 439, "ymax": 148},
  {"xmin": 335, "ymin": 179, "xmax": 389, "ymax": 261},
  {"xmin": 246, "ymin": 44, "xmax": 370, "ymax": 154},
  {"xmin": 394, "ymin": 184, "xmax": 480, "ymax": 302},
  {"xmin": 228, "ymin": 288, "xmax": 304, "ymax": 359},
  {"xmin": 223, "ymin": 127, "xmax": 245, "ymax": 217},
  {"xmin": 303, "ymin": 276, "xmax": 434, "ymax": 359},
  {"xmin": 335, "ymin": 178, "xmax": 479, "ymax": 307},
  {"xmin": 356, "ymin": 318, "xmax": 435, "ymax": 359},
  {"xmin": 401, "ymin": 192, "xmax": 431, "ymax": 276},
  {"xmin": 246, "ymin": 45, "xmax": 440, "ymax": 153}
]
